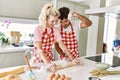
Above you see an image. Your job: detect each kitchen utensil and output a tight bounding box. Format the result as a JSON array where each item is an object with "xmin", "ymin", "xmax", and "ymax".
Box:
[
  {"xmin": 89, "ymin": 77, "xmax": 101, "ymax": 80},
  {"xmin": 24, "ymin": 54, "xmax": 36, "ymax": 80}
]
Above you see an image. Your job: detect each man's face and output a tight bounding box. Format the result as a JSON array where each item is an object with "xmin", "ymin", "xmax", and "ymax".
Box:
[{"xmin": 60, "ymin": 18, "xmax": 70, "ymax": 28}]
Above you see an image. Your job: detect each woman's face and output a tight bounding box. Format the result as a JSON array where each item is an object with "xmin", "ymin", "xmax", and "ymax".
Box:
[{"xmin": 47, "ymin": 16, "xmax": 58, "ymax": 28}]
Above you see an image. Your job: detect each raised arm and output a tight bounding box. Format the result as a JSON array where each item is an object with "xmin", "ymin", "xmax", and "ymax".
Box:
[{"xmin": 68, "ymin": 11, "xmax": 92, "ymax": 28}]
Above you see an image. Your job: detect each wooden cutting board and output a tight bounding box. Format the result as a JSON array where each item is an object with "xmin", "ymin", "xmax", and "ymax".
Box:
[{"xmin": 10, "ymin": 31, "xmax": 20, "ymax": 44}]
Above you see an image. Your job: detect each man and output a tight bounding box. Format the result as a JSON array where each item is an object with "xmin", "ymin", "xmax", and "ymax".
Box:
[{"xmin": 55, "ymin": 7, "xmax": 92, "ymax": 60}]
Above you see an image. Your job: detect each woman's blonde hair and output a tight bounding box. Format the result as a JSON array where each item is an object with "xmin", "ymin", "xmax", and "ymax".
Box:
[{"xmin": 39, "ymin": 3, "xmax": 59, "ymax": 31}]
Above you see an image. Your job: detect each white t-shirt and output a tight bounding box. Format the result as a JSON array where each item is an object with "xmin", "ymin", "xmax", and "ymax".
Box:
[{"xmin": 55, "ymin": 20, "xmax": 81, "ymax": 40}]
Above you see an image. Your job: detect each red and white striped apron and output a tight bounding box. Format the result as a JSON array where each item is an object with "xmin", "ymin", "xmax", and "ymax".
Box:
[
  {"xmin": 60, "ymin": 23, "xmax": 79, "ymax": 59},
  {"xmin": 33, "ymin": 28, "xmax": 55, "ymax": 63}
]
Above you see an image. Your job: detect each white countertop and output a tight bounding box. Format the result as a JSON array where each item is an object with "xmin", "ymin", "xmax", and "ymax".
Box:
[
  {"xmin": 55, "ymin": 58, "xmax": 120, "ymax": 80},
  {"xmin": 1, "ymin": 57, "xmax": 120, "ymax": 80},
  {"xmin": 0, "ymin": 46, "xmax": 33, "ymax": 53}
]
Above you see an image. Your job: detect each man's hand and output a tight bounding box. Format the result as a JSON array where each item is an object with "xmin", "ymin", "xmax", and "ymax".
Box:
[
  {"xmin": 68, "ymin": 11, "xmax": 77, "ymax": 21},
  {"xmin": 63, "ymin": 56, "xmax": 71, "ymax": 62},
  {"xmin": 68, "ymin": 11, "xmax": 74, "ymax": 21},
  {"xmin": 72, "ymin": 58, "xmax": 83, "ymax": 65}
]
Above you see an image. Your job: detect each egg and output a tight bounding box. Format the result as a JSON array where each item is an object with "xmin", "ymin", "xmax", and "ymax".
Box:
[
  {"xmin": 60, "ymin": 74, "xmax": 65, "ymax": 79},
  {"xmin": 48, "ymin": 73, "xmax": 55, "ymax": 80},
  {"xmin": 64, "ymin": 76, "xmax": 71, "ymax": 80},
  {"xmin": 50, "ymin": 73, "xmax": 55, "ymax": 78},
  {"xmin": 58, "ymin": 77, "xmax": 64, "ymax": 80},
  {"xmin": 52, "ymin": 77, "xmax": 58, "ymax": 80},
  {"xmin": 54, "ymin": 74, "xmax": 60, "ymax": 79}
]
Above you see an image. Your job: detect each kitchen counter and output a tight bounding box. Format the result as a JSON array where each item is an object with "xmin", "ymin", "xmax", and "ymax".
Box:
[
  {"xmin": 0, "ymin": 57, "xmax": 120, "ymax": 80},
  {"xmin": 0, "ymin": 46, "xmax": 33, "ymax": 53},
  {"xmin": 52, "ymin": 58, "xmax": 120, "ymax": 80},
  {"xmin": 0, "ymin": 46, "xmax": 34, "ymax": 68}
]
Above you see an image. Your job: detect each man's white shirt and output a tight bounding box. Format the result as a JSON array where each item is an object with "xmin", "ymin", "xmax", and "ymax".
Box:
[{"xmin": 55, "ymin": 20, "xmax": 81, "ymax": 41}]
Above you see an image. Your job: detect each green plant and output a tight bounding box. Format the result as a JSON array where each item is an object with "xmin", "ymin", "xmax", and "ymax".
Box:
[
  {"xmin": 0, "ymin": 32, "xmax": 5, "ymax": 39},
  {"xmin": 0, "ymin": 32, "xmax": 8, "ymax": 44},
  {"xmin": 2, "ymin": 37, "xmax": 8, "ymax": 44},
  {"xmin": 29, "ymin": 33, "xmax": 34, "ymax": 37},
  {"xmin": 29, "ymin": 33, "xmax": 34, "ymax": 41}
]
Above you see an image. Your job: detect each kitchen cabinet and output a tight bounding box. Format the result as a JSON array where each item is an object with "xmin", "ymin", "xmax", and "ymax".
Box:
[{"xmin": 0, "ymin": 47, "xmax": 33, "ymax": 68}]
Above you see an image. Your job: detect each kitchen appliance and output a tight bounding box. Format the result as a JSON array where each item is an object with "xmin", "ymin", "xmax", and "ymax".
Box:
[{"xmin": 85, "ymin": 53, "xmax": 120, "ymax": 67}]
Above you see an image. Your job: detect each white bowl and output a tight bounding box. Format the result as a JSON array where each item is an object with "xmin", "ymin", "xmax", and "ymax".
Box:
[{"xmin": 96, "ymin": 62, "xmax": 110, "ymax": 70}]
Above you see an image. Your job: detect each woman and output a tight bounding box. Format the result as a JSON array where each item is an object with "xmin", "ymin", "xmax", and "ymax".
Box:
[{"xmin": 33, "ymin": 3, "xmax": 73, "ymax": 67}]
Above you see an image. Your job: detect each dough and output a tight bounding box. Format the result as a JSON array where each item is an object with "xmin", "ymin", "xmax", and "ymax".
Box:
[{"xmin": 5, "ymin": 74, "xmax": 22, "ymax": 80}]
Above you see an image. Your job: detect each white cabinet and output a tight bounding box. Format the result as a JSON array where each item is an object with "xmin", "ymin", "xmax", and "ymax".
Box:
[
  {"xmin": 0, "ymin": 47, "xmax": 33, "ymax": 68},
  {"xmin": 0, "ymin": 51, "xmax": 25, "ymax": 68}
]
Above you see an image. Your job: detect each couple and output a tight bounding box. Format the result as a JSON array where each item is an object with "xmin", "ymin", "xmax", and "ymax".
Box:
[{"xmin": 32, "ymin": 3, "xmax": 92, "ymax": 71}]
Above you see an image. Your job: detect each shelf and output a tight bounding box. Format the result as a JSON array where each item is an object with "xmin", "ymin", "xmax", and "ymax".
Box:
[{"xmin": 85, "ymin": 5, "xmax": 120, "ymax": 17}]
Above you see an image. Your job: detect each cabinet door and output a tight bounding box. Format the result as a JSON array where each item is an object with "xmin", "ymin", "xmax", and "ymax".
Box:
[{"xmin": 0, "ymin": 51, "xmax": 25, "ymax": 68}]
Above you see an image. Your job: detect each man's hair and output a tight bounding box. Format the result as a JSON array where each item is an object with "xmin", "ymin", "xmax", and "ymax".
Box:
[{"xmin": 58, "ymin": 7, "xmax": 70, "ymax": 20}]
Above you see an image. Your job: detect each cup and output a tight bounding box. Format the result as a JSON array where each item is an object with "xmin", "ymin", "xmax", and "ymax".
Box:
[
  {"xmin": 0, "ymin": 39, "xmax": 2, "ymax": 47},
  {"xmin": 25, "ymin": 50, "xmax": 34, "ymax": 65}
]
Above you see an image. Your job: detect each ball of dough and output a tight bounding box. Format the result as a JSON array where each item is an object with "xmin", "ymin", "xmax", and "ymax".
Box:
[{"xmin": 5, "ymin": 74, "xmax": 22, "ymax": 80}]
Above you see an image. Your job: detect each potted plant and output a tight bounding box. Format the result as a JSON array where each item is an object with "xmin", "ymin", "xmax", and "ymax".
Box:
[
  {"xmin": 0, "ymin": 32, "xmax": 8, "ymax": 46},
  {"xmin": 29, "ymin": 33, "xmax": 34, "ymax": 41},
  {"xmin": 28, "ymin": 33, "xmax": 34, "ymax": 47}
]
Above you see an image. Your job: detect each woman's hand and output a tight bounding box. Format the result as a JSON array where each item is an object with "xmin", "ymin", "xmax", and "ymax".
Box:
[{"xmin": 47, "ymin": 62, "xmax": 56, "ymax": 72}]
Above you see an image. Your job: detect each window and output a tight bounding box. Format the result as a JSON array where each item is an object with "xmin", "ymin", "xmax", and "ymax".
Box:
[
  {"xmin": 0, "ymin": 17, "xmax": 39, "ymax": 41},
  {"xmin": 104, "ymin": 13, "xmax": 117, "ymax": 52}
]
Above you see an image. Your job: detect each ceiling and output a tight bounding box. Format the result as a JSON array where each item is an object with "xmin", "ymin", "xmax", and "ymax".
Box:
[
  {"xmin": 67, "ymin": 0, "xmax": 89, "ymax": 7},
  {"xmin": 0, "ymin": 0, "xmax": 89, "ymax": 19},
  {"xmin": 78, "ymin": 1, "xmax": 89, "ymax": 7}
]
